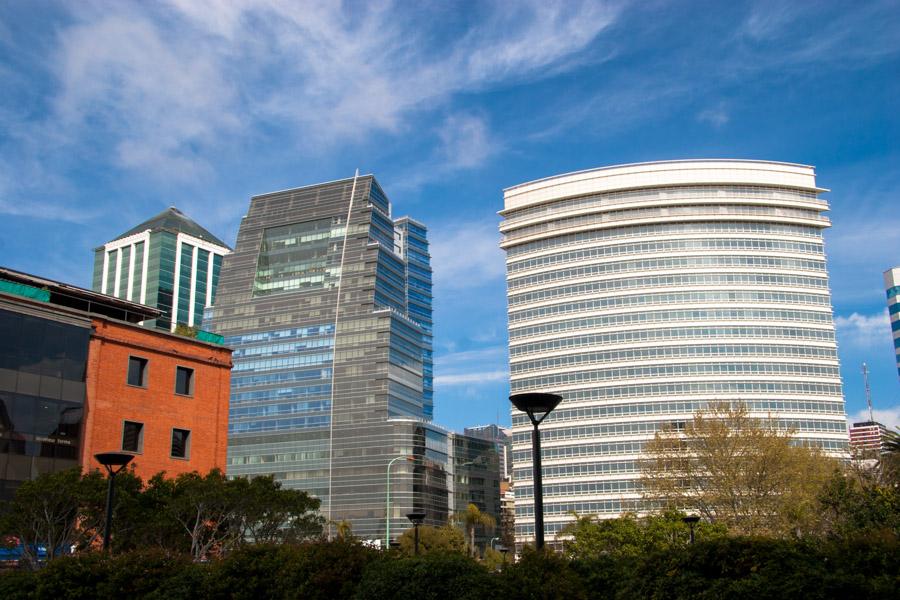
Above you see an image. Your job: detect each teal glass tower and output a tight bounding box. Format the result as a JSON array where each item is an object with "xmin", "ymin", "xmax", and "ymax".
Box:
[{"xmin": 92, "ymin": 207, "xmax": 231, "ymax": 331}]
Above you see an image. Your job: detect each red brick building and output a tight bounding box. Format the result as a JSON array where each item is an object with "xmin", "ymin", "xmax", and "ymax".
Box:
[{"xmin": 0, "ymin": 267, "xmax": 231, "ymax": 496}]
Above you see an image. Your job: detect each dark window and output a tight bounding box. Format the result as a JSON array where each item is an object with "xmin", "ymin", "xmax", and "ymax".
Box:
[
  {"xmin": 127, "ymin": 357, "xmax": 148, "ymax": 387},
  {"xmin": 122, "ymin": 421, "xmax": 143, "ymax": 453},
  {"xmin": 171, "ymin": 428, "xmax": 190, "ymax": 459},
  {"xmin": 175, "ymin": 367, "xmax": 194, "ymax": 396}
]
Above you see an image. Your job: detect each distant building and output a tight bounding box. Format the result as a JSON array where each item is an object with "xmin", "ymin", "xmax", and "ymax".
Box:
[
  {"xmin": 849, "ymin": 421, "xmax": 891, "ymax": 454},
  {"xmin": 92, "ymin": 207, "xmax": 231, "ymax": 332},
  {"xmin": 0, "ymin": 267, "xmax": 232, "ymax": 500},
  {"xmin": 884, "ymin": 267, "xmax": 900, "ymax": 379},
  {"xmin": 499, "ymin": 481, "xmax": 516, "ymax": 549},
  {"xmin": 464, "ymin": 424, "xmax": 513, "ymax": 481}
]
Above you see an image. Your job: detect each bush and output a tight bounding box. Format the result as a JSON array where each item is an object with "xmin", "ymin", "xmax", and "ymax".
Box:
[
  {"xmin": 0, "ymin": 568, "xmax": 37, "ymax": 600},
  {"xmin": 355, "ymin": 552, "xmax": 495, "ymax": 600},
  {"xmin": 498, "ymin": 548, "xmax": 588, "ymax": 600}
]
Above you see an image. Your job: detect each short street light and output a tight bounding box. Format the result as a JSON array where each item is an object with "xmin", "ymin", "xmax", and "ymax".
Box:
[
  {"xmin": 510, "ymin": 392, "xmax": 562, "ymax": 551},
  {"xmin": 94, "ymin": 452, "xmax": 134, "ymax": 552},
  {"xmin": 406, "ymin": 511, "xmax": 427, "ymax": 556},
  {"xmin": 682, "ymin": 515, "xmax": 700, "ymax": 545}
]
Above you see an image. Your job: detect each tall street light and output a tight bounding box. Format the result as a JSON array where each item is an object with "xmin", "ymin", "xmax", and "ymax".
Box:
[
  {"xmin": 406, "ymin": 511, "xmax": 426, "ymax": 556},
  {"xmin": 510, "ymin": 392, "xmax": 562, "ymax": 551},
  {"xmin": 682, "ymin": 515, "xmax": 700, "ymax": 545},
  {"xmin": 94, "ymin": 452, "xmax": 134, "ymax": 552}
]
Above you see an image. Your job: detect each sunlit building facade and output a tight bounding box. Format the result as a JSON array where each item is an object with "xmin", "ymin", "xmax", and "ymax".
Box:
[{"xmin": 500, "ymin": 160, "xmax": 849, "ymax": 545}]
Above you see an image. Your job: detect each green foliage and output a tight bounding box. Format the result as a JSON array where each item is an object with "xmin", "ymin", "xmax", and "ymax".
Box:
[
  {"xmin": 560, "ymin": 511, "xmax": 727, "ymax": 560},
  {"xmin": 355, "ymin": 552, "xmax": 495, "ymax": 600},
  {"xmin": 173, "ymin": 323, "xmax": 200, "ymax": 338},
  {"xmin": 818, "ymin": 468, "xmax": 900, "ymax": 538},
  {"xmin": 498, "ymin": 548, "xmax": 588, "ymax": 600},
  {"xmin": 452, "ymin": 503, "xmax": 496, "ymax": 557},
  {"xmin": 482, "ymin": 546, "xmax": 508, "ymax": 571},
  {"xmin": 397, "ymin": 524, "xmax": 466, "ymax": 556},
  {"xmin": 0, "ymin": 568, "xmax": 37, "ymax": 600}
]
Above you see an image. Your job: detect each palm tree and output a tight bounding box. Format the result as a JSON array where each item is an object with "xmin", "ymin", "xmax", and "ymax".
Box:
[{"xmin": 453, "ymin": 503, "xmax": 495, "ymax": 558}]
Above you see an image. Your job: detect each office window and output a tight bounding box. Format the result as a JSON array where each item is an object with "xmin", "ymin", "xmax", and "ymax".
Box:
[
  {"xmin": 171, "ymin": 428, "xmax": 191, "ymax": 459},
  {"xmin": 122, "ymin": 421, "xmax": 144, "ymax": 453},
  {"xmin": 127, "ymin": 356, "xmax": 148, "ymax": 387},
  {"xmin": 175, "ymin": 366, "xmax": 194, "ymax": 396}
]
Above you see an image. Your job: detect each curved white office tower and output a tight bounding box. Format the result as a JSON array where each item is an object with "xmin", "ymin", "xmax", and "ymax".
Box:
[{"xmin": 500, "ymin": 160, "xmax": 849, "ymax": 546}]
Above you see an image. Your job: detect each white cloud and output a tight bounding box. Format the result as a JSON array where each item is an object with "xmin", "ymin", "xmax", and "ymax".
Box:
[
  {"xmin": 437, "ymin": 113, "xmax": 495, "ymax": 170},
  {"xmin": 429, "ymin": 218, "xmax": 505, "ymax": 290},
  {"xmin": 834, "ymin": 310, "xmax": 892, "ymax": 349},
  {"xmin": 434, "ymin": 345, "xmax": 508, "ymax": 387},
  {"xmin": 434, "ymin": 370, "xmax": 509, "ymax": 386},
  {"xmin": 850, "ymin": 405, "xmax": 900, "ymax": 430},
  {"xmin": 697, "ymin": 104, "xmax": 729, "ymax": 128}
]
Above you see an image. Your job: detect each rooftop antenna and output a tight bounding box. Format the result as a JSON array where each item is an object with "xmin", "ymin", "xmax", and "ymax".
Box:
[{"xmin": 862, "ymin": 362, "xmax": 874, "ymax": 423}]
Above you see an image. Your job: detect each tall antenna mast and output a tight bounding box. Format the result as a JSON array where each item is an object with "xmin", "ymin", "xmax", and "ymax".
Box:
[{"xmin": 862, "ymin": 362, "xmax": 874, "ymax": 423}]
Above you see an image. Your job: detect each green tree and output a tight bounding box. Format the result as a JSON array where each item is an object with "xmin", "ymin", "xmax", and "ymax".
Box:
[
  {"xmin": 452, "ymin": 503, "xmax": 495, "ymax": 558},
  {"xmin": 397, "ymin": 524, "xmax": 466, "ymax": 556},
  {"xmin": 232, "ymin": 475, "xmax": 323, "ymax": 544},
  {"xmin": 641, "ymin": 402, "xmax": 837, "ymax": 537}
]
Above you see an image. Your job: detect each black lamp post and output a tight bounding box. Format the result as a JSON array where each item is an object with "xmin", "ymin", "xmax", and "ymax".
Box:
[
  {"xmin": 406, "ymin": 511, "xmax": 426, "ymax": 556},
  {"xmin": 510, "ymin": 392, "xmax": 562, "ymax": 551},
  {"xmin": 94, "ymin": 452, "xmax": 134, "ymax": 552},
  {"xmin": 682, "ymin": 515, "xmax": 700, "ymax": 545}
]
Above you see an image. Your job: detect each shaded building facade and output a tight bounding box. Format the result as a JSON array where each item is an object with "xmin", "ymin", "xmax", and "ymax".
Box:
[
  {"xmin": 92, "ymin": 207, "xmax": 231, "ymax": 331},
  {"xmin": 208, "ymin": 175, "xmax": 442, "ymax": 541}
]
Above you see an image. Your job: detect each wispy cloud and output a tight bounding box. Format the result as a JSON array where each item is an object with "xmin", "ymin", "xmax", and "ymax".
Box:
[
  {"xmin": 429, "ymin": 218, "xmax": 505, "ymax": 290},
  {"xmin": 834, "ymin": 310, "xmax": 892, "ymax": 349},
  {"xmin": 697, "ymin": 103, "xmax": 729, "ymax": 128},
  {"xmin": 434, "ymin": 345, "xmax": 508, "ymax": 387}
]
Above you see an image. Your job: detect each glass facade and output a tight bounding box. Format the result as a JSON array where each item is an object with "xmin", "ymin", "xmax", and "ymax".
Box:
[
  {"xmin": 0, "ymin": 306, "xmax": 89, "ymax": 502},
  {"xmin": 209, "ymin": 176, "xmax": 448, "ymax": 543},
  {"xmin": 501, "ymin": 161, "xmax": 849, "ymax": 548}
]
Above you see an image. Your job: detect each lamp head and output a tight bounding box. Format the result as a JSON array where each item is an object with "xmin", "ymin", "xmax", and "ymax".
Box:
[
  {"xmin": 406, "ymin": 511, "xmax": 427, "ymax": 525},
  {"xmin": 682, "ymin": 515, "xmax": 701, "ymax": 525},
  {"xmin": 510, "ymin": 392, "xmax": 563, "ymax": 425},
  {"xmin": 94, "ymin": 452, "xmax": 134, "ymax": 475}
]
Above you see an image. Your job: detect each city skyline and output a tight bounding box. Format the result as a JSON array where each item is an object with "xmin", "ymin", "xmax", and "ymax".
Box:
[{"xmin": 1, "ymin": 1, "xmax": 899, "ymax": 432}]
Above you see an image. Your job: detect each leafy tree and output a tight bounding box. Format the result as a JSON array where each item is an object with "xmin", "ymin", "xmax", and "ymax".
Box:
[
  {"xmin": 641, "ymin": 402, "xmax": 837, "ymax": 537},
  {"xmin": 452, "ymin": 503, "xmax": 495, "ymax": 557},
  {"xmin": 817, "ymin": 467, "xmax": 900, "ymax": 538},
  {"xmin": 481, "ymin": 546, "xmax": 508, "ymax": 571},
  {"xmin": 397, "ymin": 524, "xmax": 466, "ymax": 556},
  {"xmin": 498, "ymin": 548, "xmax": 588, "ymax": 600},
  {"xmin": 231, "ymin": 475, "xmax": 323, "ymax": 544},
  {"xmin": 355, "ymin": 552, "xmax": 495, "ymax": 600}
]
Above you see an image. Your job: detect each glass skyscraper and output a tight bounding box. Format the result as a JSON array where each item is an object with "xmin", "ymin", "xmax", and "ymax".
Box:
[
  {"xmin": 500, "ymin": 160, "xmax": 849, "ymax": 545},
  {"xmin": 207, "ymin": 174, "xmax": 446, "ymax": 541},
  {"xmin": 92, "ymin": 207, "xmax": 231, "ymax": 331}
]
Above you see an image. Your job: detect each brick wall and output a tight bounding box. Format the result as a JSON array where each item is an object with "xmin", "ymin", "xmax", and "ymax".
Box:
[{"xmin": 82, "ymin": 317, "xmax": 232, "ymax": 481}]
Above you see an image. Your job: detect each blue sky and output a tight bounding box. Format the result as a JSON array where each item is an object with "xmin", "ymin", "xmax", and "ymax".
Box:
[{"xmin": 1, "ymin": 1, "xmax": 899, "ymax": 432}]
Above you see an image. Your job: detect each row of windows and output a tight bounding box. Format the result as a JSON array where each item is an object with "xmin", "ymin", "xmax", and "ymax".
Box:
[
  {"xmin": 127, "ymin": 357, "xmax": 194, "ymax": 396},
  {"xmin": 511, "ymin": 399, "xmax": 846, "ymax": 427},
  {"xmin": 232, "ymin": 352, "xmax": 334, "ymax": 374},
  {"xmin": 511, "ymin": 343, "xmax": 838, "ymax": 375},
  {"xmin": 508, "ymin": 290, "xmax": 831, "ymax": 323},
  {"xmin": 230, "ymin": 368, "xmax": 332, "ymax": 390},
  {"xmin": 510, "ymin": 379, "xmax": 843, "ymax": 400},
  {"xmin": 506, "ymin": 221, "xmax": 822, "ymax": 258},
  {"xmin": 503, "ymin": 204, "xmax": 825, "ymax": 242},
  {"xmin": 227, "ymin": 450, "xmax": 329, "ymax": 466},
  {"xmin": 513, "ymin": 361, "xmax": 840, "ymax": 391},
  {"xmin": 512, "ymin": 418, "xmax": 847, "ymax": 445},
  {"xmin": 223, "ymin": 324, "xmax": 335, "ymax": 348},
  {"xmin": 509, "ymin": 308, "xmax": 832, "ymax": 340},
  {"xmin": 229, "ymin": 399, "xmax": 330, "ymax": 419},
  {"xmin": 514, "ymin": 459, "xmax": 640, "ymax": 481},
  {"xmin": 228, "ymin": 415, "xmax": 330, "ymax": 434},
  {"xmin": 231, "ymin": 336, "xmax": 334, "ymax": 359},
  {"xmin": 511, "ymin": 437, "xmax": 849, "ymax": 463},
  {"xmin": 502, "ymin": 185, "xmax": 820, "ymax": 226},
  {"xmin": 231, "ymin": 384, "xmax": 331, "ymax": 405},
  {"xmin": 507, "ymin": 237, "xmax": 824, "ymax": 274},
  {"xmin": 516, "ymin": 499, "xmax": 640, "ymax": 519},
  {"xmin": 510, "ymin": 326, "xmax": 836, "ymax": 358},
  {"xmin": 517, "ymin": 479, "xmax": 639, "ymax": 499},
  {"xmin": 508, "ymin": 273, "xmax": 829, "ymax": 307},
  {"xmin": 121, "ymin": 421, "xmax": 191, "ymax": 459},
  {"xmin": 508, "ymin": 255, "xmax": 826, "ymax": 290}
]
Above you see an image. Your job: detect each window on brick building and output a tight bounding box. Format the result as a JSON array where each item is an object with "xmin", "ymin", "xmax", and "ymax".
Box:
[
  {"xmin": 171, "ymin": 428, "xmax": 191, "ymax": 459},
  {"xmin": 127, "ymin": 356, "xmax": 148, "ymax": 387},
  {"xmin": 122, "ymin": 421, "xmax": 144, "ymax": 453},
  {"xmin": 175, "ymin": 366, "xmax": 194, "ymax": 396}
]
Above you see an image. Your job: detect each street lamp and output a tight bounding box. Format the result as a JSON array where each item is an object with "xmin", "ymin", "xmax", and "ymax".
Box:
[
  {"xmin": 94, "ymin": 452, "xmax": 134, "ymax": 552},
  {"xmin": 682, "ymin": 515, "xmax": 700, "ymax": 544},
  {"xmin": 385, "ymin": 455, "xmax": 415, "ymax": 547},
  {"xmin": 510, "ymin": 392, "xmax": 562, "ymax": 551},
  {"xmin": 406, "ymin": 511, "xmax": 426, "ymax": 556}
]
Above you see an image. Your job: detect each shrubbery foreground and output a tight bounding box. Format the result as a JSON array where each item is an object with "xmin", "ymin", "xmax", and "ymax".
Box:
[{"xmin": 0, "ymin": 535, "xmax": 897, "ymax": 600}]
